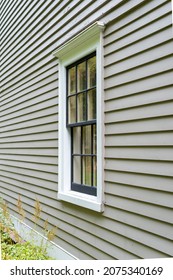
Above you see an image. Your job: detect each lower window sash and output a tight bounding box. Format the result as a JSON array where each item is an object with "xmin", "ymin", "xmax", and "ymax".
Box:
[{"xmin": 71, "ymin": 183, "xmax": 97, "ymax": 196}]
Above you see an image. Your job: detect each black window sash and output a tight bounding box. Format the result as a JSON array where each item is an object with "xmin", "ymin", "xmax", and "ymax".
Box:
[{"xmin": 67, "ymin": 52, "xmax": 97, "ymax": 196}]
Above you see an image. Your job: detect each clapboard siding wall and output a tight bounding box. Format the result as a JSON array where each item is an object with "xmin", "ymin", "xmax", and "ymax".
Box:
[
  {"xmin": 104, "ymin": 0, "xmax": 173, "ymax": 259},
  {"xmin": 0, "ymin": 0, "xmax": 173, "ymax": 259}
]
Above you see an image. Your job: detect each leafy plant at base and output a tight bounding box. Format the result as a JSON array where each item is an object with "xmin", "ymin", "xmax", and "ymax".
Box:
[
  {"xmin": 2, "ymin": 241, "xmax": 53, "ymax": 260},
  {"xmin": 0, "ymin": 196, "xmax": 57, "ymax": 260}
]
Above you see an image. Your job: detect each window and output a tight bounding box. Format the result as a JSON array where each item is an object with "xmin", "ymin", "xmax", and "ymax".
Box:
[
  {"xmin": 53, "ymin": 22, "xmax": 105, "ymax": 212},
  {"xmin": 67, "ymin": 53, "xmax": 97, "ymax": 196}
]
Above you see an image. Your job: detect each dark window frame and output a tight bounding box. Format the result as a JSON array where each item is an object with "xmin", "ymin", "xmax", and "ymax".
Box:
[{"xmin": 66, "ymin": 52, "xmax": 97, "ymax": 196}]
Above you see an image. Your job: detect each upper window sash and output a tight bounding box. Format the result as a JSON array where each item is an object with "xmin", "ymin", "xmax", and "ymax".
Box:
[{"xmin": 66, "ymin": 52, "xmax": 96, "ymax": 126}]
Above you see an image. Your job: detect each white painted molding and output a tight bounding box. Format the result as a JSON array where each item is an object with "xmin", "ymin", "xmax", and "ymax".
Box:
[{"xmin": 53, "ymin": 21, "xmax": 105, "ymax": 59}]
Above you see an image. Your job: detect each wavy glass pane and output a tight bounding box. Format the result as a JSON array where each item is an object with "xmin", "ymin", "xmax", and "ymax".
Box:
[
  {"xmin": 73, "ymin": 156, "xmax": 81, "ymax": 184},
  {"xmin": 77, "ymin": 62, "xmax": 86, "ymax": 92},
  {"xmin": 68, "ymin": 66, "xmax": 76, "ymax": 95},
  {"xmin": 88, "ymin": 89, "xmax": 96, "ymax": 120},
  {"xmin": 68, "ymin": 96, "xmax": 76, "ymax": 124},
  {"xmin": 77, "ymin": 92, "xmax": 87, "ymax": 122},
  {"xmin": 73, "ymin": 127, "xmax": 81, "ymax": 154},
  {"xmin": 87, "ymin": 56, "xmax": 96, "ymax": 88},
  {"xmin": 82, "ymin": 125, "xmax": 91, "ymax": 155},
  {"xmin": 82, "ymin": 156, "xmax": 92, "ymax": 186}
]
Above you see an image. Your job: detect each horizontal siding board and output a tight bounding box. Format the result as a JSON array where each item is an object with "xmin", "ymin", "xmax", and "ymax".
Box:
[
  {"xmin": 57, "ymin": 222, "xmax": 159, "ymax": 260},
  {"xmin": 102, "ymin": 0, "xmax": 154, "ymax": 31},
  {"xmin": 1, "ymin": 115, "xmax": 58, "ymax": 133},
  {"xmin": 1, "ymin": 93, "xmax": 58, "ymax": 118},
  {"xmin": 0, "ymin": 148, "xmax": 58, "ymax": 157},
  {"xmin": 105, "ymin": 117, "xmax": 173, "ymax": 134},
  {"xmin": 0, "ymin": 131, "xmax": 58, "ymax": 143},
  {"xmin": 0, "ymin": 154, "xmax": 57, "ymax": 165},
  {"xmin": 104, "ymin": 11, "xmax": 171, "ymax": 50},
  {"xmin": 0, "ymin": 165, "xmax": 58, "ymax": 183},
  {"xmin": 1, "ymin": 43, "xmax": 57, "ymax": 84},
  {"xmin": 0, "ymin": 140, "xmax": 58, "ymax": 148},
  {"xmin": 105, "ymin": 71, "xmax": 173, "ymax": 100},
  {"xmin": 0, "ymin": 0, "xmax": 22, "ymax": 27},
  {"xmin": 0, "ymin": 159, "xmax": 57, "ymax": 175},
  {"xmin": 105, "ymin": 86, "xmax": 173, "ymax": 109},
  {"xmin": 105, "ymin": 132, "xmax": 173, "ymax": 146},
  {"xmin": 104, "ymin": 0, "xmax": 169, "ymax": 36},
  {"xmin": 1, "ymin": 0, "xmax": 48, "ymax": 51},
  {"xmin": 104, "ymin": 205, "xmax": 173, "ymax": 240},
  {"xmin": 104, "ymin": 69, "xmax": 173, "ymax": 92},
  {"xmin": 0, "ymin": 101, "xmax": 58, "ymax": 123},
  {"xmin": 0, "ymin": 178, "xmax": 57, "ymax": 199},
  {"xmin": 1, "ymin": 1, "xmax": 118, "ymax": 76},
  {"xmin": 104, "ymin": 195, "xmax": 173, "ymax": 225},
  {"xmin": 48, "ymin": 206, "xmax": 173, "ymax": 258},
  {"xmin": 1, "ymin": 1, "xmax": 81, "ymax": 59},
  {"xmin": 105, "ymin": 182, "xmax": 173, "ymax": 208},
  {"xmin": 105, "ymin": 101, "xmax": 173, "ymax": 123},
  {"xmin": 0, "ymin": 170, "xmax": 58, "ymax": 192},
  {"xmin": 1, "ymin": 82, "xmax": 58, "ymax": 110},
  {"xmin": 1, "ymin": 59, "xmax": 58, "ymax": 98},
  {"xmin": 104, "ymin": 27, "xmax": 172, "ymax": 66},
  {"xmin": 1, "ymin": 0, "xmax": 33, "ymax": 37},
  {"xmin": 104, "ymin": 170, "xmax": 173, "ymax": 194},
  {"xmin": 105, "ymin": 146, "xmax": 173, "ymax": 162},
  {"xmin": 105, "ymin": 43, "xmax": 173, "ymax": 78},
  {"xmin": 1, "ymin": 64, "xmax": 58, "ymax": 95},
  {"xmin": 104, "ymin": 17, "xmax": 172, "ymax": 57},
  {"xmin": 104, "ymin": 1, "xmax": 171, "ymax": 46},
  {"xmin": 0, "ymin": 123, "xmax": 58, "ymax": 138},
  {"xmin": 0, "ymin": 107, "xmax": 58, "ymax": 128},
  {"xmin": 105, "ymin": 55, "xmax": 173, "ymax": 82},
  {"xmin": 105, "ymin": 158, "xmax": 173, "ymax": 179}
]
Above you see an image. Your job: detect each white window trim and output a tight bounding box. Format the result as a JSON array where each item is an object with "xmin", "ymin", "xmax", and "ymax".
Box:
[{"xmin": 53, "ymin": 22, "xmax": 105, "ymax": 212}]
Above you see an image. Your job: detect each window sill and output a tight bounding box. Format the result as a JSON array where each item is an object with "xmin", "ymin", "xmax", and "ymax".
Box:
[{"xmin": 58, "ymin": 191, "xmax": 104, "ymax": 212}]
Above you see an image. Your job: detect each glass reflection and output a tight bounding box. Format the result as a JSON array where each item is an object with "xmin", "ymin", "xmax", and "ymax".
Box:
[
  {"xmin": 68, "ymin": 96, "xmax": 76, "ymax": 123},
  {"xmin": 77, "ymin": 62, "xmax": 86, "ymax": 91},
  {"xmin": 88, "ymin": 56, "xmax": 96, "ymax": 88},
  {"xmin": 68, "ymin": 67, "xmax": 76, "ymax": 94}
]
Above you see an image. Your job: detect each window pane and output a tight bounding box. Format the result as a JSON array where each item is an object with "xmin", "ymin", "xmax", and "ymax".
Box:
[
  {"xmin": 73, "ymin": 156, "xmax": 81, "ymax": 184},
  {"xmin": 73, "ymin": 127, "xmax": 81, "ymax": 154},
  {"xmin": 93, "ymin": 156, "xmax": 97, "ymax": 187},
  {"xmin": 68, "ymin": 67, "xmax": 76, "ymax": 95},
  {"xmin": 77, "ymin": 62, "xmax": 86, "ymax": 91},
  {"xmin": 68, "ymin": 96, "xmax": 76, "ymax": 124},
  {"xmin": 88, "ymin": 89, "xmax": 96, "ymax": 120},
  {"xmin": 82, "ymin": 156, "xmax": 92, "ymax": 186},
  {"xmin": 77, "ymin": 92, "xmax": 87, "ymax": 122},
  {"xmin": 82, "ymin": 125, "xmax": 91, "ymax": 155},
  {"xmin": 88, "ymin": 56, "xmax": 96, "ymax": 88},
  {"xmin": 93, "ymin": 124, "xmax": 97, "ymax": 155}
]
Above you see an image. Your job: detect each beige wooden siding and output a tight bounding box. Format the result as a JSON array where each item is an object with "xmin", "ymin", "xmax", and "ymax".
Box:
[
  {"xmin": 1, "ymin": 0, "xmax": 173, "ymax": 259},
  {"xmin": 104, "ymin": 0, "xmax": 173, "ymax": 259}
]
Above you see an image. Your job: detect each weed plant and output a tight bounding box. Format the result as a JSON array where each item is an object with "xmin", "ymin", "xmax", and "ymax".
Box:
[{"xmin": 0, "ymin": 196, "xmax": 57, "ymax": 260}]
